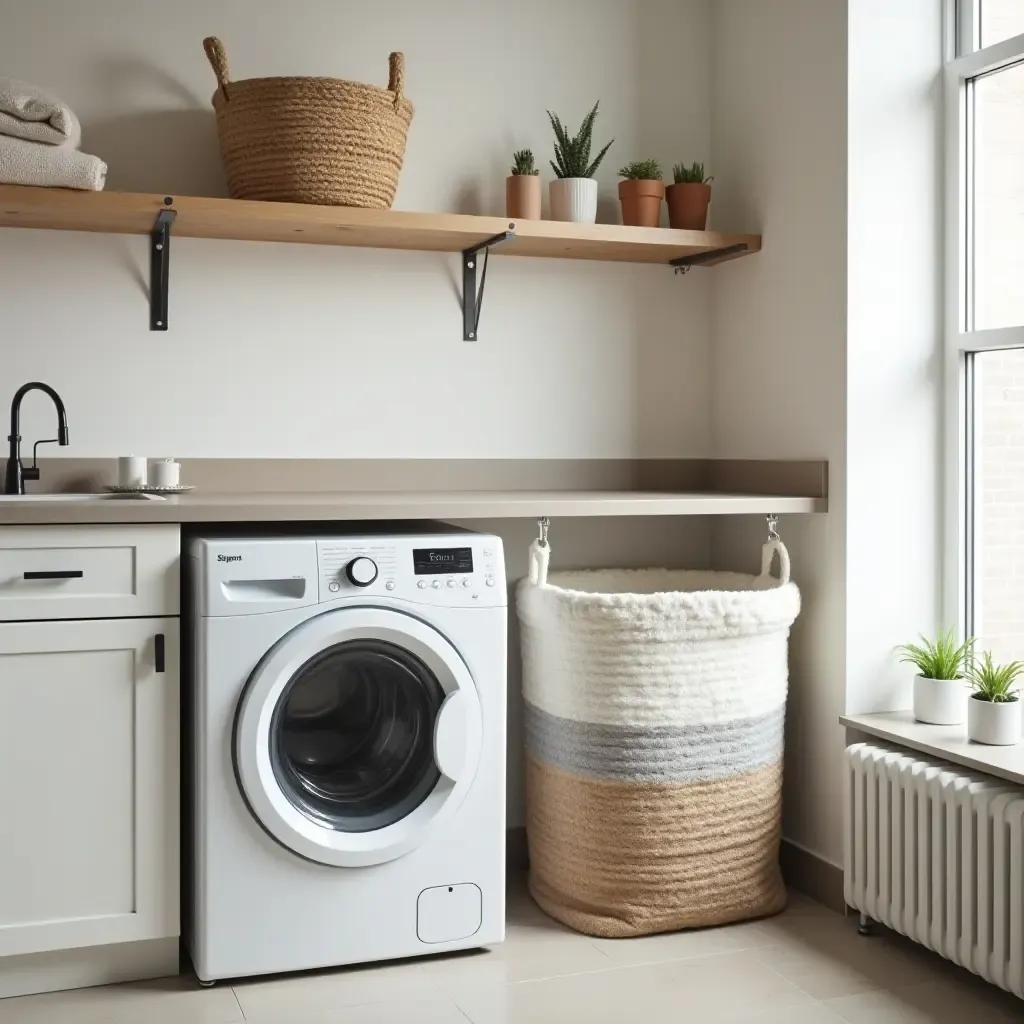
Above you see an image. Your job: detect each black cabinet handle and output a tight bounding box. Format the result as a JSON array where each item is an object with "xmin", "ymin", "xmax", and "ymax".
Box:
[
  {"xmin": 23, "ymin": 570, "xmax": 83, "ymax": 580},
  {"xmin": 155, "ymin": 633, "xmax": 165, "ymax": 674}
]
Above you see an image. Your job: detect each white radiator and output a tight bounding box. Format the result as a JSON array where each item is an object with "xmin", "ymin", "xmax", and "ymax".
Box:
[{"xmin": 844, "ymin": 742, "xmax": 1024, "ymax": 998}]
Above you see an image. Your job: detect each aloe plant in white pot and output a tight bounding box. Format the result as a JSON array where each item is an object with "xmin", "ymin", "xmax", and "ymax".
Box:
[
  {"xmin": 547, "ymin": 102, "xmax": 613, "ymax": 223},
  {"xmin": 966, "ymin": 651, "xmax": 1023, "ymax": 745},
  {"xmin": 897, "ymin": 629, "xmax": 973, "ymax": 725}
]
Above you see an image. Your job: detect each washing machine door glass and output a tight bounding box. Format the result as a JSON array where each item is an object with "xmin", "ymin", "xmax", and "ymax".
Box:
[
  {"xmin": 271, "ymin": 639, "xmax": 443, "ymax": 833},
  {"xmin": 235, "ymin": 606, "xmax": 484, "ymax": 868}
]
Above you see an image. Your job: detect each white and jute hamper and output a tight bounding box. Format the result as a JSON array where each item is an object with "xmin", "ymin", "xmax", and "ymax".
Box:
[{"xmin": 517, "ymin": 533, "xmax": 800, "ymax": 938}]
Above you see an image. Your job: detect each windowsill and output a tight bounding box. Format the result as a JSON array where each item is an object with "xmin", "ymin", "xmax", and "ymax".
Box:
[{"xmin": 840, "ymin": 710, "xmax": 1024, "ymax": 786}]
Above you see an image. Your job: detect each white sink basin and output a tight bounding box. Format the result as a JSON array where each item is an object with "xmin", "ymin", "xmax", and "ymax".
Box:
[{"xmin": 0, "ymin": 493, "xmax": 105, "ymax": 502}]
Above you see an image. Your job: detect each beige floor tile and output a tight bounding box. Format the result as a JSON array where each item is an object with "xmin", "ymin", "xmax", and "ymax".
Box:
[
  {"xmin": 454, "ymin": 949, "xmax": 815, "ymax": 1024},
  {"xmin": 239, "ymin": 993, "xmax": 472, "ymax": 1024},
  {"xmin": 231, "ymin": 959, "xmax": 446, "ymax": 1021},
  {"xmin": 751, "ymin": 915, "xmax": 948, "ymax": 1000},
  {"xmin": 0, "ymin": 974, "xmax": 242, "ymax": 1024},
  {"xmin": 823, "ymin": 978, "xmax": 1024, "ymax": 1023}
]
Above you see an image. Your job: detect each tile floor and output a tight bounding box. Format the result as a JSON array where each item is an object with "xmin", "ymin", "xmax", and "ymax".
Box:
[{"xmin": 2, "ymin": 876, "xmax": 1022, "ymax": 1023}]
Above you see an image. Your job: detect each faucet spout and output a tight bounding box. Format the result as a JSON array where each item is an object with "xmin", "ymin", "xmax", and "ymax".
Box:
[{"xmin": 5, "ymin": 382, "xmax": 70, "ymax": 495}]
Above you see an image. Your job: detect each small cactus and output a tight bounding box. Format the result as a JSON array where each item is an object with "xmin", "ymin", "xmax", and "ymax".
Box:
[
  {"xmin": 619, "ymin": 158, "xmax": 663, "ymax": 181},
  {"xmin": 511, "ymin": 149, "xmax": 539, "ymax": 176}
]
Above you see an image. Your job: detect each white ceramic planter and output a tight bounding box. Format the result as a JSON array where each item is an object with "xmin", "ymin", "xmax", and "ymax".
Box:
[
  {"xmin": 549, "ymin": 178, "xmax": 598, "ymax": 222},
  {"xmin": 967, "ymin": 695, "xmax": 1022, "ymax": 745},
  {"xmin": 912, "ymin": 674, "xmax": 966, "ymax": 725}
]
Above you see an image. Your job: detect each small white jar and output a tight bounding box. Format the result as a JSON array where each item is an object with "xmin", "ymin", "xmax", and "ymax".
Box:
[
  {"xmin": 967, "ymin": 695, "xmax": 1022, "ymax": 745},
  {"xmin": 913, "ymin": 674, "xmax": 967, "ymax": 725},
  {"xmin": 150, "ymin": 459, "xmax": 180, "ymax": 488}
]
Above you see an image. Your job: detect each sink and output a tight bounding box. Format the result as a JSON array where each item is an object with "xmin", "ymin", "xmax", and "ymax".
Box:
[{"xmin": 0, "ymin": 493, "xmax": 105, "ymax": 502}]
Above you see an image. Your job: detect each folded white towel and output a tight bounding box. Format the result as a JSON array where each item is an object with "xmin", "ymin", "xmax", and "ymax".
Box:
[
  {"xmin": 0, "ymin": 77, "xmax": 81, "ymax": 147},
  {"xmin": 0, "ymin": 135, "xmax": 105, "ymax": 190}
]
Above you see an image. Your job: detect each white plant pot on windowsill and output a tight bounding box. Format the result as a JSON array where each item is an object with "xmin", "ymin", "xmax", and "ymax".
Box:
[
  {"xmin": 549, "ymin": 177, "xmax": 598, "ymax": 222},
  {"xmin": 967, "ymin": 695, "xmax": 1022, "ymax": 745},
  {"xmin": 913, "ymin": 674, "xmax": 966, "ymax": 725}
]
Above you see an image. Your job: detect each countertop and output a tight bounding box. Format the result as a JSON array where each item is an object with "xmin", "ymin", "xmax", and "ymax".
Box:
[{"xmin": 0, "ymin": 489, "xmax": 826, "ymax": 525}]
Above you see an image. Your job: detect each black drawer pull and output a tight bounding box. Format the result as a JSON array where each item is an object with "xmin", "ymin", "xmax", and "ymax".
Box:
[
  {"xmin": 155, "ymin": 633, "xmax": 165, "ymax": 673},
  {"xmin": 23, "ymin": 570, "xmax": 83, "ymax": 580}
]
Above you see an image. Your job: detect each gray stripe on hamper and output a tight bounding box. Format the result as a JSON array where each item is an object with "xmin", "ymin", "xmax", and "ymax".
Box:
[{"xmin": 524, "ymin": 703, "xmax": 785, "ymax": 783}]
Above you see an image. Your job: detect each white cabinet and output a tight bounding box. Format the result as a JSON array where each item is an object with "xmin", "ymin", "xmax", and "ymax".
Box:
[{"xmin": 0, "ymin": 617, "xmax": 179, "ymax": 958}]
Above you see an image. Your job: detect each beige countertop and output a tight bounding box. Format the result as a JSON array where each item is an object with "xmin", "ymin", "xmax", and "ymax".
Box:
[{"xmin": 0, "ymin": 489, "xmax": 826, "ymax": 526}]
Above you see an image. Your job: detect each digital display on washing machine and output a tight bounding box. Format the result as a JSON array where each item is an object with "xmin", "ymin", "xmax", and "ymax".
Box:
[{"xmin": 413, "ymin": 547, "xmax": 474, "ymax": 575}]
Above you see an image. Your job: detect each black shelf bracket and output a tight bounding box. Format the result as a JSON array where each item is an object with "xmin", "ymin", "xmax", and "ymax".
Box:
[
  {"xmin": 150, "ymin": 198, "xmax": 176, "ymax": 331},
  {"xmin": 462, "ymin": 229, "xmax": 515, "ymax": 341},
  {"xmin": 670, "ymin": 242, "xmax": 749, "ymax": 275}
]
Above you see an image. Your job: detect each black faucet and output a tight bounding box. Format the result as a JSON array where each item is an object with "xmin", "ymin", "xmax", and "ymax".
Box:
[{"xmin": 5, "ymin": 382, "xmax": 70, "ymax": 495}]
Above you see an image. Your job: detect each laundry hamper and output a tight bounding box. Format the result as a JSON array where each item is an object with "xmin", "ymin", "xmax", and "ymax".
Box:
[
  {"xmin": 202, "ymin": 37, "xmax": 414, "ymax": 208},
  {"xmin": 517, "ymin": 530, "xmax": 800, "ymax": 938}
]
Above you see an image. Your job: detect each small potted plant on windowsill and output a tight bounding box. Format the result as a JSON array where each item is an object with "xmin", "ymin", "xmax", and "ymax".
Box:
[
  {"xmin": 666, "ymin": 161, "xmax": 713, "ymax": 230},
  {"xmin": 507, "ymin": 149, "xmax": 541, "ymax": 220},
  {"xmin": 618, "ymin": 159, "xmax": 664, "ymax": 228},
  {"xmin": 966, "ymin": 651, "xmax": 1023, "ymax": 745},
  {"xmin": 897, "ymin": 629, "xmax": 973, "ymax": 725},
  {"xmin": 547, "ymin": 102, "xmax": 614, "ymax": 223}
]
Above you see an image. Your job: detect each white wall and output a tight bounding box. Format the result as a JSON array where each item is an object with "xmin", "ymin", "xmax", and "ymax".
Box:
[
  {"xmin": 845, "ymin": 0, "xmax": 943, "ymax": 715},
  {"xmin": 1, "ymin": 0, "xmax": 713, "ymax": 460},
  {"xmin": 0, "ymin": 0, "xmax": 716, "ymax": 827},
  {"xmin": 711, "ymin": 0, "xmax": 849, "ymax": 866}
]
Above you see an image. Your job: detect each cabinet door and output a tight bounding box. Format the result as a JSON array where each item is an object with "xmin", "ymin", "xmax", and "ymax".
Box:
[{"xmin": 0, "ymin": 618, "xmax": 179, "ymax": 957}]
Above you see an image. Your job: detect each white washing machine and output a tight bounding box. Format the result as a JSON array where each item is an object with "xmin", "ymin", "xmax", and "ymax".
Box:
[{"xmin": 185, "ymin": 526, "xmax": 506, "ymax": 983}]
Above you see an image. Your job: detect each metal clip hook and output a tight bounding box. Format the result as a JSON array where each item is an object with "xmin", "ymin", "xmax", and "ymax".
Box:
[
  {"xmin": 766, "ymin": 514, "xmax": 780, "ymax": 541},
  {"xmin": 537, "ymin": 516, "xmax": 550, "ymax": 548}
]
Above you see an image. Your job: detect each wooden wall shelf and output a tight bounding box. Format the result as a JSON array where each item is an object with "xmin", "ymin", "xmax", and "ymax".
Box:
[{"xmin": 0, "ymin": 186, "xmax": 762, "ymax": 336}]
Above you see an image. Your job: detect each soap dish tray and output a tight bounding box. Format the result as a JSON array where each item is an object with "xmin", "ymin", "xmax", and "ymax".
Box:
[{"xmin": 104, "ymin": 484, "xmax": 195, "ymax": 495}]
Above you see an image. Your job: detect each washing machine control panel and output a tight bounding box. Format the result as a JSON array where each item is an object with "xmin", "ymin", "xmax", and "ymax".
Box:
[{"xmin": 316, "ymin": 533, "xmax": 505, "ymax": 607}]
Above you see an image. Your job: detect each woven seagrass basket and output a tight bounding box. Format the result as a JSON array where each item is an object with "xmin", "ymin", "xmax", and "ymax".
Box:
[{"xmin": 202, "ymin": 36, "xmax": 414, "ymax": 208}]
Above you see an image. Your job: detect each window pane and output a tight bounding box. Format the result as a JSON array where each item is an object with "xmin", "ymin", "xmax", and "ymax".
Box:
[
  {"xmin": 981, "ymin": 0, "xmax": 1024, "ymax": 48},
  {"xmin": 973, "ymin": 61, "xmax": 1024, "ymax": 330},
  {"xmin": 975, "ymin": 348, "xmax": 1024, "ymax": 663}
]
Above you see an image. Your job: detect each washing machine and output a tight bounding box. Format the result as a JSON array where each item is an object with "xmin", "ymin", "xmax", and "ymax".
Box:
[{"xmin": 185, "ymin": 526, "xmax": 506, "ymax": 982}]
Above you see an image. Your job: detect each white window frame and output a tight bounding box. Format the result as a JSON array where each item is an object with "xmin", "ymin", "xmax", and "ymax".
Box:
[{"xmin": 944, "ymin": 2, "xmax": 1024, "ymax": 639}]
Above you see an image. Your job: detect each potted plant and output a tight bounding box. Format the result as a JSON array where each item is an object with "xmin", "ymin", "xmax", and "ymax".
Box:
[
  {"xmin": 547, "ymin": 102, "xmax": 614, "ymax": 223},
  {"xmin": 966, "ymin": 651, "xmax": 1024, "ymax": 745},
  {"xmin": 618, "ymin": 160, "xmax": 664, "ymax": 228},
  {"xmin": 507, "ymin": 149, "xmax": 541, "ymax": 220},
  {"xmin": 666, "ymin": 161, "xmax": 713, "ymax": 230},
  {"xmin": 897, "ymin": 629, "xmax": 973, "ymax": 725}
]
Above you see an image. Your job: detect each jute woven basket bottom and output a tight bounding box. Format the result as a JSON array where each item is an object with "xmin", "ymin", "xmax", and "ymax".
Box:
[{"xmin": 526, "ymin": 757, "xmax": 786, "ymax": 938}]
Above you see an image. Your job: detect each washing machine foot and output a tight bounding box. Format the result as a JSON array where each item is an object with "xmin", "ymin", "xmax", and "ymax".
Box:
[{"xmin": 197, "ymin": 978, "xmax": 215, "ymax": 988}]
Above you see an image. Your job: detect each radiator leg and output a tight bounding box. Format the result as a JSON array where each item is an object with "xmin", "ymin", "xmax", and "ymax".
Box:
[{"xmin": 857, "ymin": 913, "xmax": 873, "ymax": 936}]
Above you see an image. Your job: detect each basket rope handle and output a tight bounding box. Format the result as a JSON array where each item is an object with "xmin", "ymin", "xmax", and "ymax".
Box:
[
  {"xmin": 203, "ymin": 37, "xmax": 232, "ymax": 98},
  {"xmin": 760, "ymin": 538, "xmax": 791, "ymax": 585},
  {"xmin": 528, "ymin": 540, "xmax": 550, "ymax": 586},
  {"xmin": 387, "ymin": 52, "xmax": 405, "ymax": 109}
]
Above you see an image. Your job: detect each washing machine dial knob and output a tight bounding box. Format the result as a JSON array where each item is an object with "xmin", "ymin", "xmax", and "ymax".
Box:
[{"xmin": 345, "ymin": 557, "xmax": 378, "ymax": 587}]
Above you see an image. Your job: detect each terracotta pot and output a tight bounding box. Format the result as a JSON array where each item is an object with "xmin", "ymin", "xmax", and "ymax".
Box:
[
  {"xmin": 666, "ymin": 182, "xmax": 712, "ymax": 230},
  {"xmin": 617, "ymin": 178, "xmax": 665, "ymax": 228},
  {"xmin": 549, "ymin": 178, "xmax": 598, "ymax": 222},
  {"xmin": 506, "ymin": 174, "xmax": 541, "ymax": 220}
]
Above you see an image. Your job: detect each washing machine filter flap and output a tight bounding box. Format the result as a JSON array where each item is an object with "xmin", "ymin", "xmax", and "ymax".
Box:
[{"xmin": 234, "ymin": 604, "xmax": 483, "ymax": 867}]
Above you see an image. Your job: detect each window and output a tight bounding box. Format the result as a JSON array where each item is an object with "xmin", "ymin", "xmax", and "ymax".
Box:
[{"xmin": 947, "ymin": 2, "xmax": 1024, "ymax": 655}]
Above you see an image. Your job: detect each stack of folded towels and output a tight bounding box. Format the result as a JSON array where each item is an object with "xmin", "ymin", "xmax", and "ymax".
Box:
[{"xmin": 0, "ymin": 77, "xmax": 106, "ymax": 190}]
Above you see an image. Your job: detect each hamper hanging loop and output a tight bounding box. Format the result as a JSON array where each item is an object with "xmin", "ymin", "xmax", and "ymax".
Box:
[
  {"xmin": 529, "ymin": 517, "xmax": 551, "ymax": 585},
  {"xmin": 202, "ymin": 37, "xmax": 232, "ymax": 98},
  {"xmin": 387, "ymin": 52, "xmax": 405, "ymax": 108},
  {"xmin": 760, "ymin": 514, "xmax": 791, "ymax": 585}
]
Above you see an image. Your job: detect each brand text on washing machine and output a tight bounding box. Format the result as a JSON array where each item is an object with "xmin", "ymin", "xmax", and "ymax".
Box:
[{"xmin": 217, "ymin": 554, "xmax": 242, "ymax": 563}]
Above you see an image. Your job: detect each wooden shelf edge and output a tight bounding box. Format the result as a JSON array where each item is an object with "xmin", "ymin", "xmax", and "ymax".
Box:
[{"xmin": 0, "ymin": 185, "xmax": 760, "ymax": 265}]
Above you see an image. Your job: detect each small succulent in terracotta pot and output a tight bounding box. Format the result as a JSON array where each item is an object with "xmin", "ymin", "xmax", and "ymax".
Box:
[
  {"xmin": 617, "ymin": 159, "xmax": 664, "ymax": 228},
  {"xmin": 666, "ymin": 161, "xmax": 713, "ymax": 230},
  {"xmin": 506, "ymin": 149, "xmax": 541, "ymax": 220}
]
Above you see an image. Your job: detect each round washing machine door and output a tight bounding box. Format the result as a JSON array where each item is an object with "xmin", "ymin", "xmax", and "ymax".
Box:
[{"xmin": 234, "ymin": 606, "xmax": 483, "ymax": 867}]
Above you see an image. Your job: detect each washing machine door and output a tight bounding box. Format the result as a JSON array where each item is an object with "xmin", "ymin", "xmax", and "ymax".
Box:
[{"xmin": 234, "ymin": 606, "xmax": 483, "ymax": 867}]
